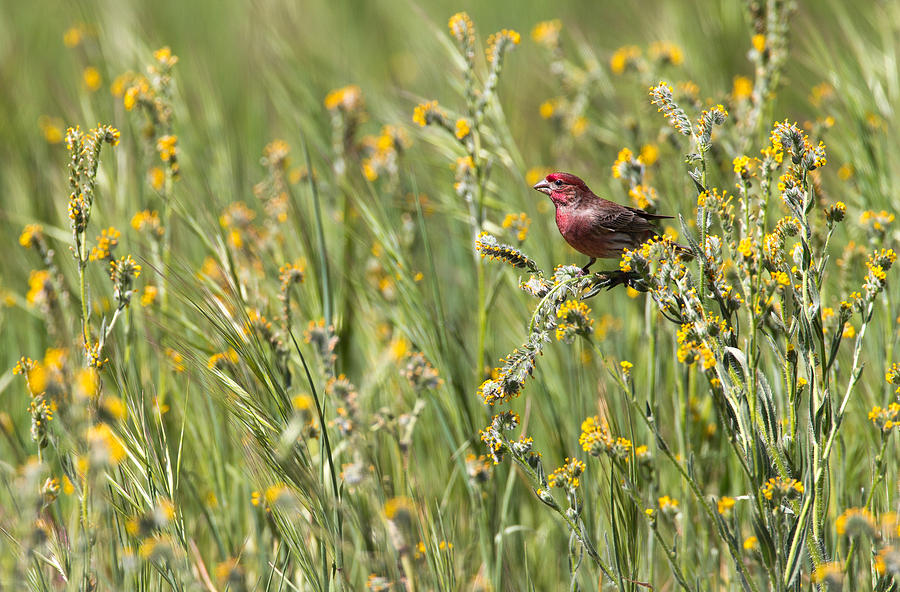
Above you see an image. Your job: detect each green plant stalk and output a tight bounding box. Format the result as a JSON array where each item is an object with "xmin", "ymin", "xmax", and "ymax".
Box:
[
  {"xmin": 614, "ymin": 462, "xmax": 692, "ymax": 591},
  {"xmin": 884, "ymin": 289, "xmax": 894, "ymax": 399},
  {"xmin": 591, "ymin": 340, "xmax": 762, "ymax": 592},
  {"xmin": 77, "ymin": 236, "xmax": 91, "ymax": 352},
  {"xmin": 493, "ymin": 445, "xmax": 519, "ymax": 592},
  {"xmin": 80, "ymin": 474, "xmax": 92, "ymax": 590},
  {"xmin": 160, "ymin": 168, "xmax": 174, "ymax": 312},
  {"xmin": 471, "ymin": 134, "xmax": 487, "ymax": 379},
  {"xmin": 783, "ymin": 301, "xmax": 874, "ymax": 585},
  {"xmin": 842, "ymin": 436, "xmax": 888, "ymax": 575},
  {"xmin": 499, "ymin": 436, "xmax": 617, "ymax": 584},
  {"xmin": 291, "ymin": 332, "xmax": 343, "ymax": 591},
  {"xmin": 740, "ymin": 176, "xmax": 764, "ymax": 485},
  {"xmin": 155, "ymin": 169, "xmax": 175, "ymax": 405},
  {"xmin": 301, "ymin": 134, "xmax": 333, "ymax": 328},
  {"xmin": 676, "ymin": 364, "xmax": 690, "ymax": 569},
  {"xmin": 644, "ymin": 295, "xmax": 658, "ymax": 586},
  {"xmin": 697, "ymin": 151, "xmax": 709, "ymax": 306},
  {"xmin": 799, "ymin": 171, "xmax": 831, "ymax": 568}
]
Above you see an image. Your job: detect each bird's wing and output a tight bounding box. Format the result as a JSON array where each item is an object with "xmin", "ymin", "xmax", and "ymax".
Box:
[
  {"xmin": 591, "ymin": 203, "xmax": 660, "ymax": 232},
  {"xmin": 624, "ymin": 206, "xmax": 673, "ymax": 221}
]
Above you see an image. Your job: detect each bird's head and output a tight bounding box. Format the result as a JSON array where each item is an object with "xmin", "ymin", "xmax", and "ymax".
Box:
[{"xmin": 532, "ymin": 172, "xmax": 590, "ymax": 206}]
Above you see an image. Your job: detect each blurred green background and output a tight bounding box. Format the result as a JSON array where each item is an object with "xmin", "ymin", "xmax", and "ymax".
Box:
[{"xmin": 1, "ymin": 0, "xmax": 898, "ymax": 589}]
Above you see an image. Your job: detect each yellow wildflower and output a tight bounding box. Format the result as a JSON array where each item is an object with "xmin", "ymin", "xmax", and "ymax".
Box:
[
  {"xmin": 639, "ymin": 143, "xmax": 659, "ymax": 166},
  {"xmin": 752, "ymin": 34, "xmax": 766, "ymax": 53},
  {"xmin": 732, "ymin": 75, "xmax": 752, "ymax": 100},
  {"xmin": 83, "ymin": 67, "xmax": 101, "ymax": 92},
  {"xmin": 531, "ymin": 20, "xmax": 562, "ymax": 47},
  {"xmin": 610, "ymin": 45, "xmax": 641, "ymax": 75},
  {"xmin": 455, "ymin": 118, "xmax": 470, "ymax": 139}
]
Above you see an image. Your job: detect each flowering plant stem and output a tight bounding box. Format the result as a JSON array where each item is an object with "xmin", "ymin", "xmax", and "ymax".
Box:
[
  {"xmin": 586, "ymin": 339, "xmax": 764, "ymax": 592},
  {"xmin": 784, "ymin": 299, "xmax": 875, "ymax": 586},
  {"xmin": 498, "ymin": 430, "xmax": 617, "ymax": 584}
]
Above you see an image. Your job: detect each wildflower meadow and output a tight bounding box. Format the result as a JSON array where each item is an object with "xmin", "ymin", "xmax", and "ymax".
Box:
[{"xmin": 1, "ymin": 1, "xmax": 899, "ymax": 589}]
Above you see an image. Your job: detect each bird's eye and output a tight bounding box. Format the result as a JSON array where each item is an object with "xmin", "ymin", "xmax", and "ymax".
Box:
[{"xmin": 554, "ymin": 179, "xmax": 563, "ymax": 186}]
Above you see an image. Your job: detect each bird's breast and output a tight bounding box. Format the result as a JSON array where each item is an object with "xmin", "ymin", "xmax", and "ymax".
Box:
[
  {"xmin": 555, "ymin": 207, "xmax": 642, "ymax": 259},
  {"xmin": 555, "ymin": 208, "xmax": 593, "ymax": 242}
]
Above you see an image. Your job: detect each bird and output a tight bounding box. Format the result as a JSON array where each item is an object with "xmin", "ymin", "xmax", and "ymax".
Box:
[{"xmin": 532, "ymin": 172, "xmax": 678, "ymax": 275}]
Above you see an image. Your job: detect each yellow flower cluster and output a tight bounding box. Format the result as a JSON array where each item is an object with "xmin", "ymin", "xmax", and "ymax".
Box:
[
  {"xmin": 89, "ymin": 227, "xmax": 120, "ymax": 261},
  {"xmin": 63, "ymin": 24, "xmax": 87, "ymax": 48},
  {"xmin": 412, "ymin": 100, "xmax": 443, "ymax": 127},
  {"xmin": 156, "ymin": 134, "xmax": 177, "ymax": 162},
  {"xmin": 263, "ymin": 139, "xmax": 290, "ymax": 168},
  {"xmin": 140, "ymin": 285, "xmax": 157, "ymax": 307},
  {"xmin": 868, "ymin": 403, "xmax": 900, "ymax": 433},
  {"xmin": 752, "ymin": 34, "xmax": 766, "ymax": 53},
  {"xmin": 761, "ymin": 126, "xmax": 784, "ymax": 164},
  {"xmin": 131, "ymin": 210, "xmax": 164, "ymax": 237},
  {"xmin": 886, "ymin": 363, "xmax": 900, "ymax": 386},
  {"xmin": 809, "ymin": 82, "xmax": 833, "ymax": 107},
  {"xmin": 761, "ymin": 217, "xmax": 800, "ymax": 268},
  {"xmin": 649, "ymin": 81, "xmax": 692, "ymax": 136},
  {"xmin": 717, "ymin": 496, "xmax": 736, "ymax": 515},
  {"xmin": 383, "ymin": 496, "xmax": 414, "ymax": 520},
  {"xmin": 639, "ymin": 144, "xmax": 659, "ymax": 165},
  {"xmin": 361, "ymin": 125, "xmax": 409, "ymax": 181},
  {"xmin": 485, "ymin": 29, "xmax": 521, "ymax": 63},
  {"xmin": 579, "ymin": 415, "xmax": 613, "ymax": 455},
  {"xmin": 38, "ymin": 115, "xmax": 64, "ymax": 144},
  {"xmin": 628, "ymin": 185, "xmax": 658, "ymax": 210},
  {"xmin": 612, "ymin": 147, "xmax": 636, "ymax": 179},
  {"xmin": 676, "ymin": 324, "xmax": 716, "ymax": 370},
  {"xmin": 539, "ymin": 97, "xmax": 559, "ymax": 119},
  {"xmin": 579, "ymin": 416, "xmax": 636, "ymax": 461},
  {"xmin": 835, "ymin": 507, "xmax": 875, "ymax": 537},
  {"xmin": 26, "ymin": 270, "xmax": 53, "ymax": 307},
  {"xmin": 732, "ymin": 155, "xmax": 754, "ymax": 177},
  {"xmin": 454, "ymin": 118, "xmax": 470, "ymax": 140},
  {"xmin": 208, "ymin": 348, "xmax": 239, "ymax": 370},
  {"xmin": 761, "ymin": 477, "xmax": 803, "ymax": 502},
  {"xmin": 732, "ymin": 76, "xmax": 753, "ymax": 100},
  {"xmin": 649, "ymin": 41, "xmax": 683, "ymax": 66},
  {"xmin": 736, "ymin": 237, "xmax": 754, "ymax": 259},
  {"xmin": 86, "ymin": 422, "xmax": 127, "ymax": 465},
  {"xmin": 555, "ymin": 299, "xmax": 593, "ymax": 343},
  {"xmin": 19, "ymin": 224, "xmax": 44, "ymax": 249},
  {"xmin": 547, "ymin": 457, "xmax": 585, "ymax": 489},
  {"xmin": 610, "ymin": 45, "xmax": 641, "ymax": 75},
  {"xmin": 875, "ymin": 546, "xmax": 900, "ymax": 575},
  {"xmin": 148, "ymin": 167, "xmax": 165, "ymax": 190},
  {"xmin": 448, "ymin": 12, "xmax": 474, "ymax": 46},
  {"xmin": 501, "ymin": 212, "xmax": 531, "ymax": 241},
  {"xmin": 531, "ymin": 19, "xmax": 562, "ymax": 48},
  {"xmin": 474, "ymin": 231, "xmax": 538, "ymax": 272},
  {"xmin": 696, "ymin": 104, "xmax": 729, "ymax": 144},
  {"xmin": 324, "ymin": 84, "xmax": 363, "ymax": 112},
  {"xmin": 860, "ymin": 210, "xmax": 895, "ymax": 232},
  {"xmin": 153, "ymin": 46, "xmax": 179, "ymax": 69},
  {"xmin": 83, "ymin": 67, "xmax": 102, "ymax": 92},
  {"xmin": 825, "ymin": 201, "xmax": 846, "ymax": 224},
  {"xmin": 810, "ymin": 563, "xmax": 843, "ymax": 585},
  {"xmin": 657, "ymin": 495, "xmax": 679, "ymax": 513}
]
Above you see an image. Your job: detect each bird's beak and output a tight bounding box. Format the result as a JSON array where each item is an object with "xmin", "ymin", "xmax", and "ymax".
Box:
[{"xmin": 532, "ymin": 179, "xmax": 551, "ymax": 195}]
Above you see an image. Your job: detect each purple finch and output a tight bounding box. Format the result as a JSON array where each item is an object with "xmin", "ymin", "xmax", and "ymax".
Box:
[{"xmin": 532, "ymin": 172, "xmax": 677, "ymax": 274}]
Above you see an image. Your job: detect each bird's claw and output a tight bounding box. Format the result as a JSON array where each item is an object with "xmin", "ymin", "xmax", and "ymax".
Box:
[{"xmin": 581, "ymin": 270, "xmax": 648, "ymax": 299}]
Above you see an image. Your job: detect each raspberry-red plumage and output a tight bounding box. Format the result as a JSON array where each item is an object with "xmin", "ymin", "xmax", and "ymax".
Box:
[{"xmin": 533, "ymin": 172, "xmax": 672, "ymax": 260}]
